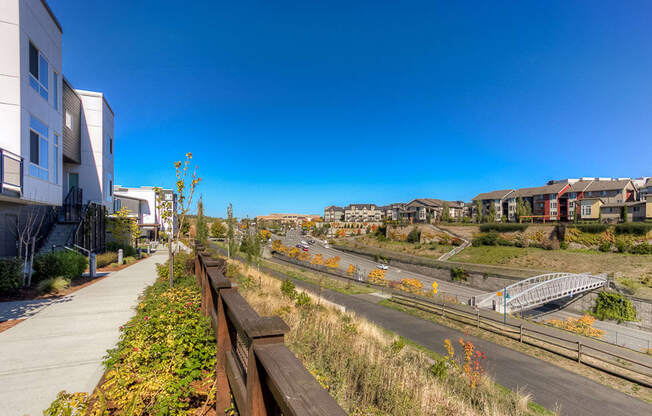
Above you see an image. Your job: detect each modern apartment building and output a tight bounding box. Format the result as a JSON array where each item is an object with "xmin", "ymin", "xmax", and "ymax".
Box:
[
  {"xmin": 113, "ymin": 186, "xmax": 175, "ymax": 240},
  {"xmin": 0, "ymin": 0, "xmax": 114, "ymax": 256},
  {"xmin": 405, "ymin": 198, "xmax": 467, "ymax": 222},
  {"xmin": 344, "ymin": 204, "xmax": 383, "ymax": 223},
  {"xmin": 323, "ymin": 205, "xmax": 344, "ymax": 222},
  {"xmin": 472, "ymin": 189, "xmax": 514, "ymax": 222}
]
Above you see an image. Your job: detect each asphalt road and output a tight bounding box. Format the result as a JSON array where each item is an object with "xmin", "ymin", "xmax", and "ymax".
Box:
[
  {"xmin": 279, "ymin": 229, "xmax": 483, "ymax": 301},
  {"xmin": 252, "ymin": 253, "xmax": 652, "ymax": 416}
]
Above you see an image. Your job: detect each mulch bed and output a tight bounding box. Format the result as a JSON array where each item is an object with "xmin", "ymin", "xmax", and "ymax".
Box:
[{"xmin": 0, "ymin": 318, "xmax": 26, "ymax": 334}]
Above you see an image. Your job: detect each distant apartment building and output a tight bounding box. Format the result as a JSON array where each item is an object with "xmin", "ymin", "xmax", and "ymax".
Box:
[
  {"xmin": 405, "ymin": 198, "xmax": 467, "ymax": 222},
  {"xmin": 256, "ymin": 213, "xmax": 320, "ymax": 227},
  {"xmin": 323, "ymin": 205, "xmax": 344, "ymax": 222},
  {"xmin": 344, "ymin": 204, "xmax": 383, "ymax": 222},
  {"xmin": 113, "ymin": 186, "xmax": 175, "ymax": 240},
  {"xmin": 0, "ymin": 0, "xmax": 113, "ymax": 256},
  {"xmin": 472, "ymin": 189, "xmax": 514, "ymax": 222}
]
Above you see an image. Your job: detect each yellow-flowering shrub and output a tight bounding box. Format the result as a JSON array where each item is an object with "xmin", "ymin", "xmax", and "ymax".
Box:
[
  {"xmin": 368, "ymin": 269, "xmax": 387, "ymax": 286},
  {"xmin": 546, "ymin": 314, "xmax": 605, "ymax": 338},
  {"xmin": 400, "ymin": 278, "xmax": 423, "ymax": 294}
]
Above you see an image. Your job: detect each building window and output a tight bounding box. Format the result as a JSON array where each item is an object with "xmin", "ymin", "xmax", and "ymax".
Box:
[
  {"xmin": 105, "ymin": 172, "xmax": 113, "ymax": 202},
  {"xmin": 29, "ymin": 42, "xmax": 49, "ymax": 101},
  {"xmin": 53, "ymin": 133, "xmax": 59, "ymax": 184},
  {"xmin": 601, "ymin": 191, "xmax": 606, "ymax": 197},
  {"xmin": 29, "ymin": 115, "xmax": 49, "ymax": 180},
  {"xmin": 581, "ymin": 205, "xmax": 592, "ymax": 216},
  {"xmin": 53, "ymin": 72, "xmax": 59, "ymax": 110}
]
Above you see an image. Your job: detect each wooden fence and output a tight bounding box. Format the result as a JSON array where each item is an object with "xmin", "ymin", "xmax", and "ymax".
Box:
[{"xmin": 194, "ymin": 247, "xmax": 346, "ymax": 415}]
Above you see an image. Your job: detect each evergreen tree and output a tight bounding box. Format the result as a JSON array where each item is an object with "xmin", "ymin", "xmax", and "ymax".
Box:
[
  {"xmin": 441, "ymin": 203, "xmax": 450, "ymax": 222},
  {"xmin": 487, "ymin": 204, "xmax": 496, "ymax": 223},
  {"xmin": 196, "ymin": 195, "xmax": 208, "ymax": 245}
]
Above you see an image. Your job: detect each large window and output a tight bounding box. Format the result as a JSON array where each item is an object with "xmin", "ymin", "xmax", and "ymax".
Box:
[
  {"xmin": 105, "ymin": 172, "xmax": 113, "ymax": 202},
  {"xmin": 29, "ymin": 115, "xmax": 49, "ymax": 180},
  {"xmin": 53, "ymin": 133, "xmax": 59, "ymax": 184},
  {"xmin": 29, "ymin": 42, "xmax": 49, "ymax": 101},
  {"xmin": 53, "ymin": 72, "xmax": 59, "ymax": 110}
]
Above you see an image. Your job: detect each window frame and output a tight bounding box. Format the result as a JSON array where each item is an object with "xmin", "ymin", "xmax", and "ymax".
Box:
[
  {"xmin": 28, "ymin": 41, "xmax": 49, "ymax": 102},
  {"xmin": 29, "ymin": 115, "xmax": 49, "ymax": 181}
]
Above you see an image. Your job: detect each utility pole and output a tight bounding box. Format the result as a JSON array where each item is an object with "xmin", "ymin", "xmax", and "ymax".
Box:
[{"xmin": 227, "ymin": 203, "xmax": 233, "ymax": 259}]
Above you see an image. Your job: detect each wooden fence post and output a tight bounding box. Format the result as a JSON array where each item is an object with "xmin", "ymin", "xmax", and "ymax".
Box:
[
  {"xmin": 519, "ymin": 324, "xmax": 523, "ymax": 343},
  {"xmin": 476, "ymin": 309, "xmax": 480, "ymax": 329},
  {"xmin": 577, "ymin": 341, "xmax": 582, "ymax": 363}
]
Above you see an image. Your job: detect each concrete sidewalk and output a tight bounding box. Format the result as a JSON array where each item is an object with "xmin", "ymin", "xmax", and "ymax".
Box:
[{"xmin": 0, "ymin": 251, "xmax": 165, "ymax": 416}]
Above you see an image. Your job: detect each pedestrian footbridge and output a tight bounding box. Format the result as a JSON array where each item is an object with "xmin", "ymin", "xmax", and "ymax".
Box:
[{"xmin": 472, "ymin": 272, "xmax": 608, "ymax": 314}]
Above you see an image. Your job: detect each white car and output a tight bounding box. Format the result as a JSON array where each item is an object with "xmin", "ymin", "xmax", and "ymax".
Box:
[
  {"xmin": 376, "ymin": 264, "xmax": 389, "ymax": 270},
  {"xmin": 324, "ymin": 244, "xmax": 329, "ymax": 249},
  {"xmin": 301, "ymin": 240, "xmax": 308, "ymax": 246}
]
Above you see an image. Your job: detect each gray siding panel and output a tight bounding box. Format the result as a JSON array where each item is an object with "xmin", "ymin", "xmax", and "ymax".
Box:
[{"xmin": 62, "ymin": 79, "xmax": 81, "ymax": 164}]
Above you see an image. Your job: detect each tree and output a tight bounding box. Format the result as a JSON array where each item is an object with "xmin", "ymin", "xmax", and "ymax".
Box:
[
  {"xmin": 210, "ymin": 220, "xmax": 226, "ymax": 238},
  {"xmin": 196, "ymin": 195, "xmax": 208, "ymax": 245},
  {"xmin": 168, "ymin": 153, "xmax": 201, "ymax": 287},
  {"xmin": 475, "ymin": 201, "xmax": 483, "ymax": 224},
  {"xmin": 239, "ymin": 232, "xmax": 263, "ymax": 266},
  {"xmin": 226, "ymin": 203, "xmax": 236, "ymax": 258},
  {"xmin": 14, "ymin": 206, "xmax": 51, "ymax": 287},
  {"xmin": 622, "ymin": 206, "xmax": 629, "ymax": 223},
  {"xmin": 107, "ymin": 207, "xmax": 140, "ymax": 248},
  {"xmin": 487, "ymin": 204, "xmax": 496, "ymax": 223},
  {"xmin": 441, "ymin": 203, "xmax": 450, "ymax": 222},
  {"xmin": 407, "ymin": 227, "xmax": 420, "ymax": 243}
]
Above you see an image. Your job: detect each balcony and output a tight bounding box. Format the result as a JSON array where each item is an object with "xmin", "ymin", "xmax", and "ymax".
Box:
[{"xmin": 0, "ymin": 147, "xmax": 23, "ymax": 198}]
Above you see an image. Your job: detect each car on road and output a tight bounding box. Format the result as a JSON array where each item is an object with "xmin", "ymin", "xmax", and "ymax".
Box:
[
  {"xmin": 323, "ymin": 244, "xmax": 329, "ymax": 248},
  {"xmin": 301, "ymin": 240, "xmax": 308, "ymax": 246},
  {"xmin": 376, "ymin": 264, "xmax": 389, "ymax": 270},
  {"xmin": 302, "ymin": 246, "xmax": 309, "ymax": 252},
  {"xmin": 308, "ymin": 239, "xmax": 315, "ymax": 245},
  {"xmin": 295, "ymin": 244, "xmax": 303, "ymax": 249}
]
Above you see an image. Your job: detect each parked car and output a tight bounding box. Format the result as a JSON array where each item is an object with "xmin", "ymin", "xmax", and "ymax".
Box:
[
  {"xmin": 324, "ymin": 244, "xmax": 330, "ymax": 249},
  {"xmin": 295, "ymin": 244, "xmax": 303, "ymax": 249},
  {"xmin": 302, "ymin": 246, "xmax": 309, "ymax": 252},
  {"xmin": 376, "ymin": 264, "xmax": 389, "ymax": 270},
  {"xmin": 301, "ymin": 240, "xmax": 309, "ymax": 246},
  {"xmin": 308, "ymin": 239, "xmax": 315, "ymax": 245}
]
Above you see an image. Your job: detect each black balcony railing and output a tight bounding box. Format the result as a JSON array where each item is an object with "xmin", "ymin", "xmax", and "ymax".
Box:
[{"xmin": 0, "ymin": 147, "xmax": 23, "ymax": 197}]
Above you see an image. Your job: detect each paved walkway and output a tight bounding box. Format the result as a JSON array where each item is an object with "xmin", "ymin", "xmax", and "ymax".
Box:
[{"xmin": 0, "ymin": 251, "xmax": 165, "ymax": 416}]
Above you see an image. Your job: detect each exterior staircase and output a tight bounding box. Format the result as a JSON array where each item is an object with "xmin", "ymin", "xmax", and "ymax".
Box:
[{"xmin": 39, "ymin": 223, "xmax": 77, "ymax": 254}]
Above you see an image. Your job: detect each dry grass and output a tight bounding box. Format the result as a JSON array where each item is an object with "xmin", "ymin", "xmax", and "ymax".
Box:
[
  {"xmin": 229, "ymin": 259, "xmax": 551, "ymax": 416},
  {"xmin": 342, "ymin": 236, "xmax": 454, "ymax": 259},
  {"xmin": 450, "ymin": 246, "xmax": 652, "ymax": 278}
]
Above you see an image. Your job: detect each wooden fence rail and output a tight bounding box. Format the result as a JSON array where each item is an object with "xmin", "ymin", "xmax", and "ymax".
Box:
[{"xmin": 194, "ymin": 246, "xmax": 346, "ymax": 416}]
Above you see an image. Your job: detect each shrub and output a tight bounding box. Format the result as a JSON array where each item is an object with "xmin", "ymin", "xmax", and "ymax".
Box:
[
  {"xmin": 615, "ymin": 240, "xmax": 631, "ymax": 253},
  {"xmin": 281, "ymin": 278, "xmax": 297, "ymax": 299},
  {"xmin": 471, "ymin": 232, "xmax": 498, "ymax": 246},
  {"xmin": 33, "ymin": 251, "xmax": 87, "ymax": 282},
  {"xmin": 295, "ymin": 292, "xmax": 312, "ymax": 308},
  {"xmin": 615, "ymin": 223, "xmax": 652, "ymax": 236},
  {"xmin": 593, "ymin": 292, "xmax": 637, "ymax": 322},
  {"xmin": 450, "ymin": 267, "xmax": 468, "ymax": 282},
  {"xmin": 406, "ymin": 227, "xmax": 420, "ymax": 243},
  {"xmin": 37, "ymin": 277, "xmax": 70, "ymax": 294},
  {"xmin": 0, "ymin": 258, "xmax": 22, "ymax": 295},
  {"xmin": 629, "ymin": 243, "xmax": 652, "ymax": 255},
  {"xmin": 124, "ymin": 256, "xmax": 137, "ymax": 264},
  {"xmin": 96, "ymin": 252, "xmax": 118, "ymax": 268},
  {"xmin": 479, "ymin": 223, "xmax": 528, "ymax": 233},
  {"xmin": 598, "ymin": 241, "xmax": 611, "ymax": 252},
  {"xmin": 573, "ymin": 224, "xmax": 607, "ymax": 234},
  {"xmin": 155, "ymin": 252, "xmax": 195, "ymax": 279},
  {"xmin": 106, "ymin": 241, "xmax": 138, "ymax": 257}
]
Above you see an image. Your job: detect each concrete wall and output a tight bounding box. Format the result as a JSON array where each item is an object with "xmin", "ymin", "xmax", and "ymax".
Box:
[{"xmin": 562, "ymin": 290, "xmax": 652, "ymax": 330}]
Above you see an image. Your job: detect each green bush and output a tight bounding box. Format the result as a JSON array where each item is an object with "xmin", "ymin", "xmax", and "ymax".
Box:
[
  {"xmin": 0, "ymin": 258, "xmax": 22, "ymax": 295},
  {"xmin": 33, "ymin": 251, "xmax": 87, "ymax": 282},
  {"xmin": 629, "ymin": 243, "xmax": 652, "ymax": 255},
  {"xmin": 124, "ymin": 256, "xmax": 137, "ymax": 264},
  {"xmin": 593, "ymin": 292, "xmax": 637, "ymax": 322},
  {"xmin": 573, "ymin": 224, "xmax": 607, "ymax": 234},
  {"xmin": 96, "ymin": 252, "xmax": 118, "ymax": 268},
  {"xmin": 450, "ymin": 267, "xmax": 468, "ymax": 281},
  {"xmin": 615, "ymin": 223, "xmax": 652, "ymax": 236},
  {"xmin": 598, "ymin": 241, "xmax": 611, "ymax": 252},
  {"xmin": 406, "ymin": 227, "xmax": 420, "ymax": 243},
  {"xmin": 479, "ymin": 223, "xmax": 528, "ymax": 233},
  {"xmin": 281, "ymin": 278, "xmax": 297, "ymax": 299},
  {"xmin": 155, "ymin": 252, "xmax": 195, "ymax": 279},
  {"xmin": 295, "ymin": 292, "xmax": 312, "ymax": 308},
  {"xmin": 106, "ymin": 241, "xmax": 137, "ymax": 257},
  {"xmin": 472, "ymin": 232, "xmax": 498, "ymax": 246}
]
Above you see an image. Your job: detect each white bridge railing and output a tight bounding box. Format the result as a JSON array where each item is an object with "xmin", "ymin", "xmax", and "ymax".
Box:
[{"xmin": 474, "ymin": 272, "xmax": 608, "ymax": 313}]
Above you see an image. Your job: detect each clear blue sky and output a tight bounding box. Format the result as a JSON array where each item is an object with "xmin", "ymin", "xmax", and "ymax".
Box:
[{"xmin": 50, "ymin": 0, "xmax": 652, "ymax": 218}]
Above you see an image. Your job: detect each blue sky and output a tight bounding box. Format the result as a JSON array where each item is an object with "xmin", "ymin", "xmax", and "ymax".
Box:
[{"xmin": 50, "ymin": 0, "xmax": 652, "ymax": 218}]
